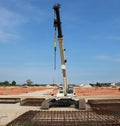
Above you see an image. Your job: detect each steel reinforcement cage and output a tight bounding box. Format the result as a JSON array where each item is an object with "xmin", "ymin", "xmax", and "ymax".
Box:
[{"xmin": 7, "ymin": 110, "xmax": 120, "ymax": 126}]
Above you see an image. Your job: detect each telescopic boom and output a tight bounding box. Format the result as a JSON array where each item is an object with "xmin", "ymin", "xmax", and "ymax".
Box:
[{"xmin": 53, "ymin": 4, "xmax": 68, "ymax": 96}]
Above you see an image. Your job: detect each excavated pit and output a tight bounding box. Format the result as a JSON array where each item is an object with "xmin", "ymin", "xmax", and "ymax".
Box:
[
  {"xmin": 7, "ymin": 110, "xmax": 120, "ymax": 126},
  {"xmin": 20, "ymin": 98, "xmax": 45, "ymax": 106},
  {"xmin": 0, "ymin": 98, "xmax": 21, "ymax": 104},
  {"xmin": 88, "ymin": 99, "xmax": 120, "ymax": 111}
]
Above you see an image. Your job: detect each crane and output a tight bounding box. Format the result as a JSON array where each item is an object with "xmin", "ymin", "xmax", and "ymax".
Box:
[
  {"xmin": 41, "ymin": 3, "xmax": 86, "ymax": 109},
  {"xmin": 53, "ymin": 3, "xmax": 68, "ymax": 96}
]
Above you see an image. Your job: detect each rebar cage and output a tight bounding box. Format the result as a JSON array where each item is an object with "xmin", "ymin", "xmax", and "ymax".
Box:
[{"xmin": 7, "ymin": 110, "xmax": 120, "ymax": 126}]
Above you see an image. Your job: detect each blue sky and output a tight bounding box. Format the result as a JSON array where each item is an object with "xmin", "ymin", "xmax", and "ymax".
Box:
[{"xmin": 0, "ymin": 0, "xmax": 120, "ymax": 84}]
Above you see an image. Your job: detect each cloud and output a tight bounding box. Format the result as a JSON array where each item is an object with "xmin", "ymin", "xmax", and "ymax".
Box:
[
  {"xmin": 0, "ymin": 7, "xmax": 26, "ymax": 29},
  {"xmin": 0, "ymin": 0, "xmax": 47, "ymax": 29},
  {"xmin": 0, "ymin": 30, "xmax": 20, "ymax": 42},
  {"xmin": 107, "ymin": 36, "xmax": 120, "ymax": 40},
  {"xmin": 0, "ymin": 1, "xmax": 48, "ymax": 38},
  {"xmin": 0, "ymin": 7, "xmax": 26, "ymax": 42},
  {"xmin": 94, "ymin": 55, "xmax": 120, "ymax": 62},
  {"xmin": 114, "ymin": 58, "xmax": 120, "ymax": 62},
  {"xmin": 11, "ymin": 1, "xmax": 47, "ymax": 22},
  {"xmin": 95, "ymin": 55, "xmax": 110, "ymax": 60}
]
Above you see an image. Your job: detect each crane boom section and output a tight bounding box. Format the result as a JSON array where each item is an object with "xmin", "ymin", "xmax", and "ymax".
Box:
[
  {"xmin": 53, "ymin": 4, "xmax": 63, "ymax": 38},
  {"xmin": 53, "ymin": 4, "xmax": 68, "ymax": 96}
]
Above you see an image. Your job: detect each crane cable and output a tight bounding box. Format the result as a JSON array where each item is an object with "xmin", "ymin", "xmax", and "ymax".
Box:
[{"xmin": 54, "ymin": 27, "xmax": 57, "ymax": 70}]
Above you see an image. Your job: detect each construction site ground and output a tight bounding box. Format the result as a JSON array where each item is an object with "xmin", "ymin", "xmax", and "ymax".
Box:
[{"xmin": 0, "ymin": 86, "xmax": 120, "ymax": 126}]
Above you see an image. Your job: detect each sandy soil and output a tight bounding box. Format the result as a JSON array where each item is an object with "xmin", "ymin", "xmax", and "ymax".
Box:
[
  {"xmin": 0, "ymin": 86, "xmax": 120, "ymax": 96},
  {"xmin": 75, "ymin": 87, "xmax": 120, "ymax": 96},
  {"xmin": 0, "ymin": 86, "xmax": 51, "ymax": 95},
  {"xmin": 0, "ymin": 89, "xmax": 52, "ymax": 126}
]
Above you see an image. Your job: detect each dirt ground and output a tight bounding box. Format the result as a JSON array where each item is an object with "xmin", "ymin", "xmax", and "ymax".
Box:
[
  {"xmin": 0, "ymin": 86, "xmax": 120, "ymax": 96},
  {"xmin": 1, "ymin": 86, "xmax": 120, "ymax": 102},
  {"xmin": 0, "ymin": 86, "xmax": 51, "ymax": 95},
  {"xmin": 75, "ymin": 87, "xmax": 120, "ymax": 96},
  {"xmin": 0, "ymin": 86, "xmax": 120, "ymax": 126}
]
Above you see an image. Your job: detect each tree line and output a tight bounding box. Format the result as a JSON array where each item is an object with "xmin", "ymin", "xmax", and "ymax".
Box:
[
  {"xmin": 0, "ymin": 81, "xmax": 16, "ymax": 86},
  {"xmin": 89, "ymin": 82, "xmax": 111, "ymax": 87}
]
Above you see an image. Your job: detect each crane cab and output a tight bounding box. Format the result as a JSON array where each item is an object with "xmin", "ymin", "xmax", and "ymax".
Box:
[{"xmin": 56, "ymin": 85, "xmax": 76, "ymax": 98}]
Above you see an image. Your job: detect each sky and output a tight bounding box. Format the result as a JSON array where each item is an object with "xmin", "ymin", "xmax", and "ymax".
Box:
[{"xmin": 0, "ymin": 0, "xmax": 120, "ymax": 84}]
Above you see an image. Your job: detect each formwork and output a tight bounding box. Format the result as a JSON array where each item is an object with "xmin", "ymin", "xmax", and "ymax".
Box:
[
  {"xmin": 7, "ymin": 110, "xmax": 120, "ymax": 126},
  {"xmin": 20, "ymin": 98, "xmax": 45, "ymax": 106},
  {"xmin": 0, "ymin": 98, "xmax": 21, "ymax": 104}
]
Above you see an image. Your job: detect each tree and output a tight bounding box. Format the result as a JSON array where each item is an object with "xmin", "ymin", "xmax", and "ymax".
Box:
[
  {"xmin": 89, "ymin": 83, "xmax": 95, "ymax": 87},
  {"xmin": 4, "ymin": 81, "xmax": 9, "ymax": 86},
  {"xmin": 26, "ymin": 79, "xmax": 33, "ymax": 86},
  {"xmin": 11, "ymin": 81, "xmax": 16, "ymax": 86}
]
